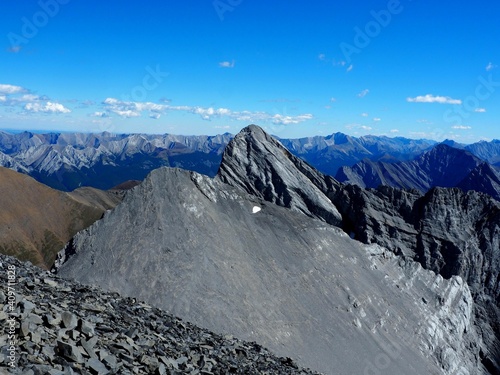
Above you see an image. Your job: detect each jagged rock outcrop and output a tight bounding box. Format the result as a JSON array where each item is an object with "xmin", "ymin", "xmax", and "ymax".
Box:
[
  {"xmin": 53, "ymin": 174, "xmax": 483, "ymax": 372},
  {"xmin": 217, "ymin": 125, "xmax": 342, "ymax": 226},
  {"xmin": 0, "ymin": 254, "xmax": 319, "ymax": 375},
  {"xmin": 331, "ymin": 184, "xmax": 500, "ymax": 373}
]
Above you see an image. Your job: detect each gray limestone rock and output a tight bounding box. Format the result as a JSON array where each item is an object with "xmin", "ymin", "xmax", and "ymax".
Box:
[
  {"xmin": 0, "ymin": 254, "xmax": 320, "ymax": 375},
  {"xmin": 216, "ymin": 125, "xmax": 343, "ymax": 226},
  {"xmin": 52, "ymin": 166, "xmax": 484, "ymax": 374}
]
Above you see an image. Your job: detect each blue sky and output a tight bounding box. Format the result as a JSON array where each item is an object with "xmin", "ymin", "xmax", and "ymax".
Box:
[{"xmin": 1, "ymin": 0, "xmax": 499, "ymax": 141}]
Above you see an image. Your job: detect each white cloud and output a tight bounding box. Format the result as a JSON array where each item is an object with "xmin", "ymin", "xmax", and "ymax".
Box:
[
  {"xmin": 345, "ymin": 123, "xmax": 371, "ymax": 131},
  {"xmin": 0, "ymin": 96, "xmax": 6, "ymax": 102},
  {"xmin": 407, "ymin": 94, "xmax": 462, "ymax": 104},
  {"xmin": 219, "ymin": 60, "xmax": 235, "ymax": 68},
  {"xmin": 330, "ymin": 97, "xmax": 337, "ymax": 102},
  {"xmin": 318, "ymin": 54, "xmax": 326, "ymax": 61},
  {"xmin": 475, "ymin": 108, "xmax": 486, "ymax": 113},
  {"xmin": 357, "ymin": 89, "xmax": 369, "ymax": 98},
  {"xmin": 451, "ymin": 125, "xmax": 471, "ymax": 130},
  {"xmin": 24, "ymin": 101, "xmax": 71, "ymax": 114},
  {"xmin": 361, "ymin": 113, "xmax": 368, "ymax": 117},
  {"xmin": 373, "ymin": 117, "xmax": 381, "ymax": 122},
  {"xmin": 0, "ymin": 84, "xmax": 26, "ymax": 95},
  {"xmin": 102, "ymin": 98, "xmax": 313, "ymax": 125},
  {"xmin": 271, "ymin": 113, "xmax": 313, "ymax": 125},
  {"xmin": 149, "ymin": 113, "xmax": 161, "ymax": 119},
  {"xmin": 390, "ymin": 129, "xmax": 400, "ymax": 133},
  {"xmin": 486, "ymin": 62, "xmax": 497, "ymax": 71},
  {"xmin": 346, "ymin": 64, "xmax": 353, "ymax": 72},
  {"xmin": 92, "ymin": 112, "xmax": 109, "ymax": 118}
]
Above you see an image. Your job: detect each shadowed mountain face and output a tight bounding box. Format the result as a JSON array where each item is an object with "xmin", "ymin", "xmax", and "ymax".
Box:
[
  {"xmin": 457, "ymin": 162, "xmax": 500, "ymax": 201},
  {"xmin": 278, "ymin": 133, "xmax": 437, "ymax": 176},
  {"xmin": 336, "ymin": 144, "xmax": 484, "ymax": 191},
  {"xmin": 0, "ymin": 167, "xmax": 123, "ymax": 268},
  {"xmin": 53, "ymin": 125, "xmax": 496, "ymax": 374}
]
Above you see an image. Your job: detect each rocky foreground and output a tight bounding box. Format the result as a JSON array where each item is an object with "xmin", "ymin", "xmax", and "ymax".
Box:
[{"xmin": 0, "ymin": 254, "xmax": 319, "ymax": 374}]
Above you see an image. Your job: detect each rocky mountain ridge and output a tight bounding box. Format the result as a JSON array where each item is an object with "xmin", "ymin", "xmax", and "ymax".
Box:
[
  {"xmin": 52, "ymin": 126, "xmax": 493, "ymax": 374},
  {"xmin": 214, "ymin": 126, "xmax": 500, "ymax": 373},
  {"xmin": 3, "ymin": 129, "xmax": 499, "ymax": 192}
]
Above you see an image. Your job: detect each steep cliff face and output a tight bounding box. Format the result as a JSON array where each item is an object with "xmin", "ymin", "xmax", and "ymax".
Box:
[
  {"xmin": 217, "ymin": 125, "xmax": 342, "ymax": 226},
  {"xmin": 216, "ymin": 126, "xmax": 500, "ymax": 373},
  {"xmin": 52, "ymin": 165, "xmax": 484, "ymax": 375},
  {"xmin": 331, "ymin": 185, "xmax": 500, "ymax": 373}
]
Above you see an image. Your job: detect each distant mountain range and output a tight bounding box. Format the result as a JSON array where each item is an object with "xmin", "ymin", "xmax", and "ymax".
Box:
[
  {"xmin": 2, "ymin": 130, "xmax": 500, "ymax": 198},
  {"xmin": 0, "ymin": 131, "xmax": 231, "ymax": 191},
  {"xmin": 336, "ymin": 144, "xmax": 500, "ymax": 201}
]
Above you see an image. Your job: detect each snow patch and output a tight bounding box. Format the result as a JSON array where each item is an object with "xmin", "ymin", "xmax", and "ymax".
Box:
[{"xmin": 252, "ymin": 206, "xmax": 261, "ymax": 214}]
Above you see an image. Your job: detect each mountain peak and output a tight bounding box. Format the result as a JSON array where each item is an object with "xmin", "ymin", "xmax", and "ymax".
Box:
[{"xmin": 217, "ymin": 125, "xmax": 342, "ymax": 226}]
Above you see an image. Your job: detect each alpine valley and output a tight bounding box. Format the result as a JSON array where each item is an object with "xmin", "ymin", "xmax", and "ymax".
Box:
[{"xmin": 1, "ymin": 126, "xmax": 500, "ymax": 374}]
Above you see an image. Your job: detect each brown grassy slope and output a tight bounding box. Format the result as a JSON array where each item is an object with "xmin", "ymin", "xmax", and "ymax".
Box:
[{"xmin": 0, "ymin": 167, "xmax": 124, "ymax": 269}]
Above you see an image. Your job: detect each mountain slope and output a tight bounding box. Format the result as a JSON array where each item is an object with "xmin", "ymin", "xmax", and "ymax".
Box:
[
  {"xmin": 332, "ymin": 184, "xmax": 500, "ymax": 373},
  {"xmin": 1, "ymin": 254, "xmax": 319, "ymax": 375},
  {"xmin": 0, "ymin": 167, "xmax": 123, "ymax": 268},
  {"xmin": 336, "ymin": 144, "xmax": 484, "ymax": 192},
  {"xmin": 52, "ymin": 127, "xmax": 488, "ymax": 374},
  {"xmin": 217, "ymin": 126, "xmax": 500, "ymax": 373},
  {"xmin": 457, "ymin": 162, "xmax": 500, "ymax": 201}
]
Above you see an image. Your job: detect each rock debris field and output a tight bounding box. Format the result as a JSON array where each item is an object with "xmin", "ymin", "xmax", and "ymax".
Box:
[{"xmin": 0, "ymin": 254, "xmax": 320, "ymax": 375}]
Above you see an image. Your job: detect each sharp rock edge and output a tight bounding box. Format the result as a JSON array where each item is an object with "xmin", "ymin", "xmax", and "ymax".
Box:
[{"xmin": 52, "ymin": 127, "xmax": 488, "ymax": 374}]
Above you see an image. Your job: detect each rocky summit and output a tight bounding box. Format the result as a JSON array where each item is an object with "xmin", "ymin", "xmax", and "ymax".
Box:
[
  {"xmin": 52, "ymin": 126, "xmax": 491, "ymax": 374},
  {"xmin": 217, "ymin": 125, "xmax": 343, "ymax": 226},
  {"xmin": 212, "ymin": 126, "xmax": 500, "ymax": 373},
  {"xmin": 0, "ymin": 254, "xmax": 319, "ymax": 375}
]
